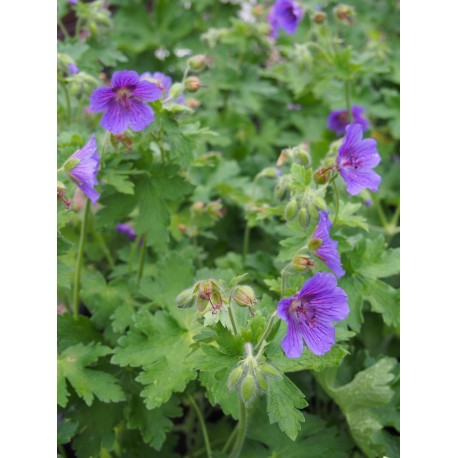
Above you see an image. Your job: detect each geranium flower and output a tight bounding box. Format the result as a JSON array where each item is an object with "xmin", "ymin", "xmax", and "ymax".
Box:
[
  {"xmin": 90, "ymin": 70, "xmax": 161, "ymax": 134},
  {"xmin": 327, "ymin": 105, "xmax": 369, "ymax": 136},
  {"xmin": 310, "ymin": 211, "xmax": 345, "ymax": 278},
  {"xmin": 116, "ymin": 223, "xmax": 136, "ymax": 241},
  {"xmin": 65, "ymin": 135, "xmax": 100, "ymax": 204},
  {"xmin": 277, "ymin": 272, "xmax": 349, "ymax": 357},
  {"xmin": 268, "ymin": 0, "xmax": 304, "ymax": 39},
  {"xmin": 337, "ymin": 124, "xmax": 381, "ymax": 195}
]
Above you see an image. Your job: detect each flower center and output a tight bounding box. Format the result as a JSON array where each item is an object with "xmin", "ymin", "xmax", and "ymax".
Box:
[
  {"xmin": 337, "ymin": 112, "xmax": 348, "ymax": 124},
  {"xmin": 115, "ymin": 88, "xmax": 133, "ymax": 108},
  {"xmin": 290, "ymin": 299, "xmax": 317, "ymax": 327},
  {"xmin": 341, "ymin": 154, "xmax": 361, "ymax": 169}
]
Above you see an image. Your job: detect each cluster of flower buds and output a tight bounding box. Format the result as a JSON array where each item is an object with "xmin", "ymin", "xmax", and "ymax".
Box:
[
  {"xmin": 292, "ymin": 44, "xmax": 313, "ymax": 68},
  {"xmin": 333, "ymin": 4, "xmax": 355, "ymax": 24},
  {"xmin": 276, "ymin": 143, "xmax": 311, "ymax": 167},
  {"xmin": 75, "ymin": 0, "xmax": 112, "ymax": 38},
  {"xmin": 176, "ymin": 279, "xmax": 223, "ymax": 314},
  {"xmin": 227, "ymin": 343, "xmax": 280, "ymax": 405},
  {"xmin": 191, "ymin": 200, "xmax": 225, "ymax": 220},
  {"xmin": 67, "ymin": 72, "xmax": 99, "ymax": 98}
]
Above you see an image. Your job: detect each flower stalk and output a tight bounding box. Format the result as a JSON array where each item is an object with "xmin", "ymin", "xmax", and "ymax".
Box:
[
  {"xmin": 72, "ymin": 199, "xmax": 91, "ymax": 319},
  {"xmin": 229, "ymin": 400, "xmax": 248, "ymax": 458},
  {"xmin": 186, "ymin": 394, "xmax": 212, "ymax": 458}
]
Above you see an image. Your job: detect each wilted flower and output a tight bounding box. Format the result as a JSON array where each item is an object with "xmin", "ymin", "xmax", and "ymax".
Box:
[
  {"xmin": 327, "ymin": 106, "xmax": 369, "ymax": 136},
  {"xmin": 90, "ymin": 70, "xmax": 162, "ymax": 134},
  {"xmin": 337, "ymin": 124, "xmax": 381, "ymax": 195},
  {"xmin": 64, "ymin": 135, "xmax": 100, "ymax": 204},
  {"xmin": 268, "ymin": 0, "xmax": 304, "ymax": 38},
  {"xmin": 277, "ymin": 272, "xmax": 349, "ymax": 357},
  {"xmin": 310, "ymin": 211, "xmax": 345, "ymax": 278},
  {"xmin": 116, "ymin": 223, "xmax": 136, "ymax": 241}
]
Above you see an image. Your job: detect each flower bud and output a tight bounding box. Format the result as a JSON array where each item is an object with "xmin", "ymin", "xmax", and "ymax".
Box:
[
  {"xmin": 227, "ymin": 366, "xmax": 244, "ymax": 391},
  {"xmin": 207, "ymin": 200, "xmax": 224, "ymax": 219},
  {"xmin": 308, "ymin": 238, "xmax": 323, "ymax": 251},
  {"xmin": 63, "ymin": 158, "xmax": 80, "ymax": 172},
  {"xmin": 333, "ymin": 4, "xmax": 355, "ymax": 22},
  {"xmin": 284, "ymin": 200, "xmax": 298, "ymax": 221},
  {"xmin": 191, "ymin": 201, "xmax": 206, "ymax": 215},
  {"xmin": 232, "ymin": 285, "xmax": 257, "ymax": 308},
  {"xmin": 186, "ymin": 98, "xmax": 201, "ymax": 109},
  {"xmin": 176, "ymin": 287, "xmax": 196, "ymax": 309},
  {"xmin": 258, "ymin": 363, "xmax": 281, "ymax": 378},
  {"xmin": 185, "ymin": 76, "xmax": 201, "ymax": 92},
  {"xmin": 169, "ymin": 82, "xmax": 184, "ymax": 99},
  {"xmin": 255, "ymin": 372, "xmax": 268, "ymax": 392},
  {"xmin": 296, "ymin": 148, "xmax": 311, "ymax": 166},
  {"xmin": 298, "ymin": 207, "xmax": 310, "ymax": 228},
  {"xmin": 311, "ymin": 11, "xmax": 327, "ymax": 23},
  {"xmin": 313, "ymin": 167, "xmax": 330, "ymax": 185},
  {"xmin": 274, "ymin": 179, "xmax": 288, "ymax": 200},
  {"xmin": 314, "ymin": 196, "xmax": 327, "ymax": 210},
  {"xmin": 276, "ymin": 149, "xmax": 289, "ymax": 166},
  {"xmin": 309, "ymin": 204, "xmax": 319, "ymax": 219},
  {"xmin": 258, "ymin": 167, "xmax": 281, "ymax": 178},
  {"xmin": 292, "ymin": 255, "xmax": 316, "ymax": 271},
  {"xmin": 187, "ymin": 54, "xmax": 207, "ymax": 71},
  {"xmin": 240, "ymin": 374, "xmax": 256, "ymax": 404}
]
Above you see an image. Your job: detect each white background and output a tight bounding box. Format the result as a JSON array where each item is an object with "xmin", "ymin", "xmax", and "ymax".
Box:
[{"xmin": 0, "ymin": 0, "xmax": 457, "ymax": 456}]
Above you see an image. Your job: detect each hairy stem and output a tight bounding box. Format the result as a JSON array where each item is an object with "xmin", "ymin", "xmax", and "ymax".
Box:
[
  {"xmin": 186, "ymin": 394, "xmax": 212, "ymax": 458},
  {"xmin": 72, "ymin": 199, "xmax": 91, "ymax": 319},
  {"xmin": 228, "ymin": 305, "xmax": 239, "ymax": 336},
  {"xmin": 254, "ymin": 311, "xmax": 278, "ymax": 353},
  {"xmin": 229, "ymin": 401, "xmax": 248, "ymax": 458}
]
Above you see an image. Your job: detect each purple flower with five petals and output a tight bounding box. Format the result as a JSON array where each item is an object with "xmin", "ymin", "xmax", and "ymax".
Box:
[
  {"xmin": 337, "ymin": 124, "xmax": 381, "ymax": 196},
  {"xmin": 268, "ymin": 0, "xmax": 304, "ymax": 39},
  {"xmin": 90, "ymin": 70, "xmax": 162, "ymax": 134},
  {"xmin": 327, "ymin": 106, "xmax": 369, "ymax": 136},
  {"xmin": 311, "ymin": 211, "xmax": 345, "ymax": 278},
  {"xmin": 277, "ymin": 272, "xmax": 349, "ymax": 357},
  {"xmin": 116, "ymin": 223, "xmax": 137, "ymax": 241},
  {"xmin": 66, "ymin": 135, "xmax": 100, "ymax": 204}
]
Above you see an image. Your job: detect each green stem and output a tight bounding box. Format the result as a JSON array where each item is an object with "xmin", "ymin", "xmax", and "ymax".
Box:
[
  {"xmin": 93, "ymin": 230, "xmax": 115, "ymax": 270},
  {"xmin": 391, "ymin": 204, "xmax": 400, "ymax": 226},
  {"xmin": 193, "ymin": 235, "xmax": 202, "ymax": 269},
  {"xmin": 331, "ymin": 179, "xmax": 340, "ymax": 224},
  {"xmin": 345, "ymin": 79, "xmax": 352, "ymax": 123},
  {"xmin": 222, "ymin": 426, "xmax": 238, "ymax": 454},
  {"xmin": 229, "ymin": 401, "xmax": 248, "ymax": 458},
  {"xmin": 242, "ymin": 176, "xmax": 260, "ymax": 266},
  {"xmin": 254, "ymin": 311, "xmax": 278, "ymax": 353},
  {"xmin": 372, "ymin": 193, "xmax": 389, "ymax": 230},
  {"xmin": 136, "ymin": 236, "xmax": 147, "ymax": 284},
  {"xmin": 128, "ymin": 235, "xmax": 141, "ymax": 276},
  {"xmin": 228, "ymin": 305, "xmax": 239, "ymax": 336},
  {"xmin": 186, "ymin": 394, "xmax": 212, "ymax": 458},
  {"xmin": 280, "ymin": 264, "xmax": 291, "ymax": 298},
  {"xmin": 75, "ymin": 17, "xmax": 82, "ymax": 40},
  {"xmin": 60, "ymin": 82, "xmax": 71, "ymax": 125},
  {"xmin": 58, "ymin": 19, "xmax": 70, "ymax": 40},
  {"xmin": 73, "ymin": 199, "xmax": 91, "ymax": 319}
]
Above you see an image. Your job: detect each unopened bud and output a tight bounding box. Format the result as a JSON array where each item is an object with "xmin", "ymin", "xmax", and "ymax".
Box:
[
  {"xmin": 63, "ymin": 158, "xmax": 80, "ymax": 172},
  {"xmin": 309, "ymin": 204, "xmax": 319, "ymax": 219},
  {"xmin": 334, "ymin": 4, "xmax": 355, "ymax": 22},
  {"xmin": 191, "ymin": 201, "xmax": 206, "ymax": 215},
  {"xmin": 252, "ymin": 5, "xmax": 264, "ymax": 16},
  {"xmin": 169, "ymin": 82, "xmax": 184, "ymax": 99},
  {"xmin": 298, "ymin": 207, "xmax": 310, "ymax": 228},
  {"xmin": 308, "ymin": 238, "xmax": 323, "ymax": 251},
  {"xmin": 185, "ymin": 76, "xmax": 201, "ymax": 92},
  {"xmin": 240, "ymin": 374, "xmax": 256, "ymax": 404},
  {"xmin": 296, "ymin": 148, "xmax": 311, "ymax": 166},
  {"xmin": 255, "ymin": 372, "xmax": 268, "ymax": 392},
  {"xmin": 276, "ymin": 149, "xmax": 289, "ymax": 166},
  {"xmin": 313, "ymin": 167, "xmax": 330, "ymax": 185},
  {"xmin": 292, "ymin": 255, "xmax": 316, "ymax": 271},
  {"xmin": 314, "ymin": 196, "xmax": 326, "ymax": 210},
  {"xmin": 208, "ymin": 200, "xmax": 224, "ymax": 219},
  {"xmin": 177, "ymin": 224, "xmax": 188, "ymax": 233},
  {"xmin": 227, "ymin": 366, "xmax": 244, "ymax": 390},
  {"xmin": 258, "ymin": 363, "xmax": 281, "ymax": 378},
  {"xmin": 176, "ymin": 288, "xmax": 195, "ymax": 309},
  {"xmin": 188, "ymin": 54, "xmax": 206, "ymax": 71},
  {"xmin": 275, "ymin": 179, "xmax": 288, "ymax": 200},
  {"xmin": 232, "ymin": 285, "xmax": 257, "ymax": 308},
  {"xmin": 258, "ymin": 167, "xmax": 281, "ymax": 178},
  {"xmin": 284, "ymin": 200, "xmax": 298, "ymax": 221},
  {"xmin": 311, "ymin": 11, "xmax": 327, "ymax": 23},
  {"xmin": 186, "ymin": 98, "xmax": 201, "ymax": 109}
]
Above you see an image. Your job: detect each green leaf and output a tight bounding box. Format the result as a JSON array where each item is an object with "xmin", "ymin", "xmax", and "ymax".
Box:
[
  {"xmin": 58, "ymin": 343, "xmax": 125, "ymax": 407},
  {"xmin": 112, "ymin": 310, "xmax": 198, "ymax": 409},
  {"xmin": 57, "ymin": 419, "xmax": 79, "ymax": 445},
  {"xmin": 316, "ymin": 357, "xmax": 399, "ymax": 458},
  {"xmin": 266, "ymin": 375, "xmax": 308, "ymax": 440},
  {"xmin": 57, "ymin": 314, "xmax": 102, "ymax": 353}
]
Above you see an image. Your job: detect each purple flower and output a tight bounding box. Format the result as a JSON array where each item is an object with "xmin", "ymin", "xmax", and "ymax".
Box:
[
  {"xmin": 311, "ymin": 211, "xmax": 345, "ymax": 278},
  {"xmin": 68, "ymin": 0, "xmax": 78, "ymax": 3},
  {"xmin": 66, "ymin": 135, "xmax": 100, "ymax": 204},
  {"xmin": 337, "ymin": 124, "xmax": 381, "ymax": 196},
  {"xmin": 327, "ymin": 105, "xmax": 369, "ymax": 136},
  {"xmin": 277, "ymin": 272, "xmax": 349, "ymax": 357},
  {"xmin": 90, "ymin": 70, "xmax": 162, "ymax": 134},
  {"xmin": 268, "ymin": 0, "xmax": 304, "ymax": 39},
  {"xmin": 67, "ymin": 63, "xmax": 79, "ymax": 74},
  {"xmin": 116, "ymin": 223, "xmax": 137, "ymax": 241},
  {"xmin": 287, "ymin": 103, "xmax": 302, "ymax": 111},
  {"xmin": 141, "ymin": 71, "xmax": 185, "ymax": 105}
]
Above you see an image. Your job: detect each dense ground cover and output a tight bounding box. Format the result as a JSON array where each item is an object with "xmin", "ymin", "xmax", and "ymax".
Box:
[{"xmin": 57, "ymin": 1, "xmax": 400, "ymax": 456}]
